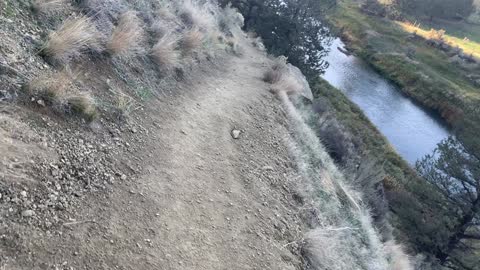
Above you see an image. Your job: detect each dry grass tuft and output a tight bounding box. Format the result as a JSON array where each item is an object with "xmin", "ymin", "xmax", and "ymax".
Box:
[
  {"xmin": 114, "ymin": 92, "xmax": 139, "ymax": 120},
  {"xmin": 25, "ymin": 70, "xmax": 73, "ymax": 104},
  {"xmin": 263, "ymin": 56, "xmax": 288, "ymax": 84},
  {"xmin": 25, "ymin": 70, "xmax": 97, "ymax": 120},
  {"xmin": 150, "ymin": 34, "xmax": 180, "ymax": 72},
  {"xmin": 150, "ymin": 21, "xmax": 168, "ymax": 39},
  {"xmin": 107, "ymin": 11, "xmax": 145, "ymax": 57},
  {"xmin": 272, "ymin": 75, "xmax": 303, "ymax": 95},
  {"xmin": 42, "ymin": 16, "xmax": 102, "ymax": 64},
  {"xmin": 66, "ymin": 93, "xmax": 97, "ymax": 120},
  {"xmin": 385, "ymin": 241, "xmax": 414, "ymax": 270},
  {"xmin": 178, "ymin": 0, "xmax": 215, "ymax": 31},
  {"xmin": 32, "ymin": 0, "xmax": 70, "ymax": 14},
  {"xmin": 179, "ymin": 28, "xmax": 204, "ymax": 54},
  {"xmin": 217, "ymin": 4, "xmax": 244, "ymax": 36},
  {"xmin": 226, "ymin": 39, "xmax": 243, "ymax": 56}
]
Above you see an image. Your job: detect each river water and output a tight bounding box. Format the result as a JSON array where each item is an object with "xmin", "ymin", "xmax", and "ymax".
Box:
[{"xmin": 322, "ymin": 39, "xmax": 451, "ymax": 164}]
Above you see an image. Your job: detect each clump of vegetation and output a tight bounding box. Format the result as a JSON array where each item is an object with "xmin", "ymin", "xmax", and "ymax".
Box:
[
  {"xmin": 263, "ymin": 56, "xmax": 303, "ymax": 95},
  {"xmin": 178, "ymin": 0, "xmax": 214, "ymax": 30},
  {"xmin": 226, "ymin": 39, "xmax": 243, "ymax": 56},
  {"xmin": 114, "ymin": 92, "xmax": 138, "ymax": 120},
  {"xmin": 263, "ymin": 56, "xmax": 288, "ymax": 84},
  {"xmin": 107, "ymin": 11, "xmax": 145, "ymax": 57},
  {"xmin": 179, "ymin": 28, "xmax": 204, "ymax": 54},
  {"xmin": 150, "ymin": 34, "xmax": 180, "ymax": 72},
  {"xmin": 426, "ymin": 28, "xmax": 446, "ymax": 41},
  {"xmin": 42, "ymin": 16, "xmax": 102, "ymax": 64},
  {"xmin": 25, "ymin": 70, "xmax": 97, "ymax": 120},
  {"xmin": 416, "ymin": 136, "xmax": 480, "ymax": 266},
  {"xmin": 66, "ymin": 93, "xmax": 97, "ymax": 120},
  {"xmin": 217, "ymin": 4, "xmax": 244, "ymax": 36},
  {"xmin": 32, "ymin": 0, "xmax": 70, "ymax": 14},
  {"xmin": 24, "ymin": 70, "xmax": 73, "ymax": 105}
]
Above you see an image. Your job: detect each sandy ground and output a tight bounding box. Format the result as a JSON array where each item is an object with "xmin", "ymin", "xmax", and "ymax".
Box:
[{"xmin": 1, "ymin": 39, "xmax": 308, "ymax": 269}]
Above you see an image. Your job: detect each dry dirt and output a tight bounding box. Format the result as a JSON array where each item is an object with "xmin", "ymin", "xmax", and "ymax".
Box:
[{"xmin": 1, "ymin": 25, "xmax": 311, "ymax": 269}]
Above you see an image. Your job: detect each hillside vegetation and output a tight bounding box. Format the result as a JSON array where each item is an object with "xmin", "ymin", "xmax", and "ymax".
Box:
[
  {"xmin": 325, "ymin": 0, "xmax": 480, "ymax": 268},
  {"xmin": 0, "ymin": 0, "xmax": 417, "ymax": 269}
]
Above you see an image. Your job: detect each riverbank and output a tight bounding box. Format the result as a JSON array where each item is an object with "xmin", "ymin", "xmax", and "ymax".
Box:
[
  {"xmin": 326, "ymin": 0, "xmax": 480, "ymax": 154},
  {"xmin": 309, "ymin": 78, "xmax": 453, "ymax": 258}
]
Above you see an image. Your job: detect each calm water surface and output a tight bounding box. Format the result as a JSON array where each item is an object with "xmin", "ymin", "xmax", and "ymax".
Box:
[{"xmin": 322, "ymin": 39, "xmax": 451, "ymax": 164}]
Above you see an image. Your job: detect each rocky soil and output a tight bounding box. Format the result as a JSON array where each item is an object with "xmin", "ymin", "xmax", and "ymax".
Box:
[{"xmin": 0, "ymin": 2, "xmax": 313, "ymax": 268}]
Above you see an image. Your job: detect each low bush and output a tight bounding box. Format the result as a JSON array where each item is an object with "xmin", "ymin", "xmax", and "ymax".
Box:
[
  {"xmin": 25, "ymin": 70, "xmax": 73, "ymax": 106},
  {"xmin": 107, "ymin": 11, "xmax": 145, "ymax": 57},
  {"xmin": 42, "ymin": 16, "xmax": 102, "ymax": 64},
  {"xmin": 66, "ymin": 93, "xmax": 97, "ymax": 120},
  {"xmin": 179, "ymin": 28, "xmax": 204, "ymax": 55},
  {"xmin": 32, "ymin": 0, "xmax": 70, "ymax": 14},
  {"xmin": 150, "ymin": 34, "xmax": 180, "ymax": 72}
]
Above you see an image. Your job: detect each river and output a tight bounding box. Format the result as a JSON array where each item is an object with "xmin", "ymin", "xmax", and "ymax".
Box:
[{"xmin": 322, "ymin": 39, "xmax": 451, "ymax": 164}]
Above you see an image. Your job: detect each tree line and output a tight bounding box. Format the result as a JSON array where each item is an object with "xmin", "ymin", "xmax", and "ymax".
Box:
[{"xmin": 218, "ymin": 0, "xmax": 336, "ymax": 78}]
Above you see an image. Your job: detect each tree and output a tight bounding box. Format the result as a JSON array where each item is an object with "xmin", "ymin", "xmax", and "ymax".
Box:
[
  {"xmin": 219, "ymin": 0, "xmax": 336, "ymax": 78},
  {"xmin": 416, "ymin": 136, "xmax": 480, "ymax": 267}
]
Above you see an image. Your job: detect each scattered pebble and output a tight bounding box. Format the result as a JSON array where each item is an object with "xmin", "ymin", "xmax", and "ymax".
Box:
[{"xmin": 231, "ymin": 129, "xmax": 241, "ymax": 139}]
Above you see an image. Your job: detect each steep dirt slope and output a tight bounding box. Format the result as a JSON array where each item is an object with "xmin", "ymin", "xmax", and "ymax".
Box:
[{"xmin": 3, "ymin": 40, "xmax": 308, "ymax": 269}]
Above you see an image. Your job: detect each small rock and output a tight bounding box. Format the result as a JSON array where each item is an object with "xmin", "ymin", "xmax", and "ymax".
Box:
[
  {"xmin": 37, "ymin": 99, "xmax": 45, "ymax": 106},
  {"xmin": 20, "ymin": 191, "xmax": 27, "ymax": 198},
  {"xmin": 21, "ymin": 210, "xmax": 35, "ymax": 217},
  {"xmin": 231, "ymin": 129, "xmax": 241, "ymax": 139},
  {"xmin": 121, "ymin": 174, "xmax": 127, "ymax": 180},
  {"xmin": 262, "ymin": 166, "xmax": 274, "ymax": 171},
  {"xmin": 180, "ymin": 129, "xmax": 187, "ymax": 135}
]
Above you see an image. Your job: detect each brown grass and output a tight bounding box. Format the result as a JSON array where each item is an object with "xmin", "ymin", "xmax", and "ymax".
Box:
[
  {"xmin": 150, "ymin": 34, "xmax": 180, "ymax": 72},
  {"xmin": 107, "ymin": 11, "xmax": 145, "ymax": 57},
  {"xmin": 179, "ymin": 0, "xmax": 215, "ymax": 31},
  {"xmin": 263, "ymin": 56, "xmax": 288, "ymax": 83},
  {"xmin": 25, "ymin": 70, "xmax": 73, "ymax": 104},
  {"xmin": 42, "ymin": 16, "xmax": 102, "ymax": 64},
  {"xmin": 32, "ymin": 0, "xmax": 70, "ymax": 14},
  {"xmin": 272, "ymin": 75, "xmax": 303, "ymax": 95},
  {"xmin": 66, "ymin": 93, "xmax": 97, "ymax": 120},
  {"xmin": 179, "ymin": 28, "xmax": 204, "ymax": 54}
]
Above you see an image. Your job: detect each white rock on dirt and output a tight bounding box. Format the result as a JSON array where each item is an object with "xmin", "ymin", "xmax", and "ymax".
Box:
[{"xmin": 231, "ymin": 129, "xmax": 241, "ymax": 139}]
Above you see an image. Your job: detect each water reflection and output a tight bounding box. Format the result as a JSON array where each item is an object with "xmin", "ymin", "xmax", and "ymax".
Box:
[{"xmin": 322, "ymin": 39, "xmax": 451, "ymax": 164}]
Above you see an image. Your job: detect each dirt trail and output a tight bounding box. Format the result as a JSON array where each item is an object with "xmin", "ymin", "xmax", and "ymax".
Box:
[{"xmin": 8, "ymin": 43, "xmax": 306, "ymax": 269}]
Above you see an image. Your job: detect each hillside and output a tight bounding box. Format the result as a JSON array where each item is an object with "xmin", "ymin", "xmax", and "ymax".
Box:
[{"xmin": 0, "ymin": 0, "xmax": 414, "ymax": 269}]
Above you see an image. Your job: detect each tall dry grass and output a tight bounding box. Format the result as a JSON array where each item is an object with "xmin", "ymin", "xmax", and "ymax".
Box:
[
  {"xmin": 217, "ymin": 4, "xmax": 244, "ymax": 36},
  {"xmin": 107, "ymin": 11, "xmax": 145, "ymax": 57},
  {"xmin": 178, "ymin": 0, "xmax": 216, "ymax": 31},
  {"xmin": 263, "ymin": 56, "xmax": 303, "ymax": 95},
  {"xmin": 25, "ymin": 70, "xmax": 96, "ymax": 120},
  {"xmin": 25, "ymin": 70, "xmax": 73, "ymax": 104},
  {"xmin": 32, "ymin": 0, "xmax": 70, "ymax": 14},
  {"xmin": 279, "ymin": 89, "xmax": 414, "ymax": 269},
  {"xmin": 150, "ymin": 34, "xmax": 180, "ymax": 72},
  {"xmin": 42, "ymin": 16, "xmax": 102, "ymax": 64},
  {"xmin": 180, "ymin": 28, "xmax": 204, "ymax": 54},
  {"xmin": 263, "ymin": 56, "xmax": 288, "ymax": 84},
  {"xmin": 66, "ymin": 93, "xmax": 97, "ymax": 120}
]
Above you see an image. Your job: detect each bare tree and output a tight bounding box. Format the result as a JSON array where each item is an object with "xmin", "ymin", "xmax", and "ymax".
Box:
[{"xmin": 416, "ymin": 136, "xmax": 480, "ymax": 267}]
